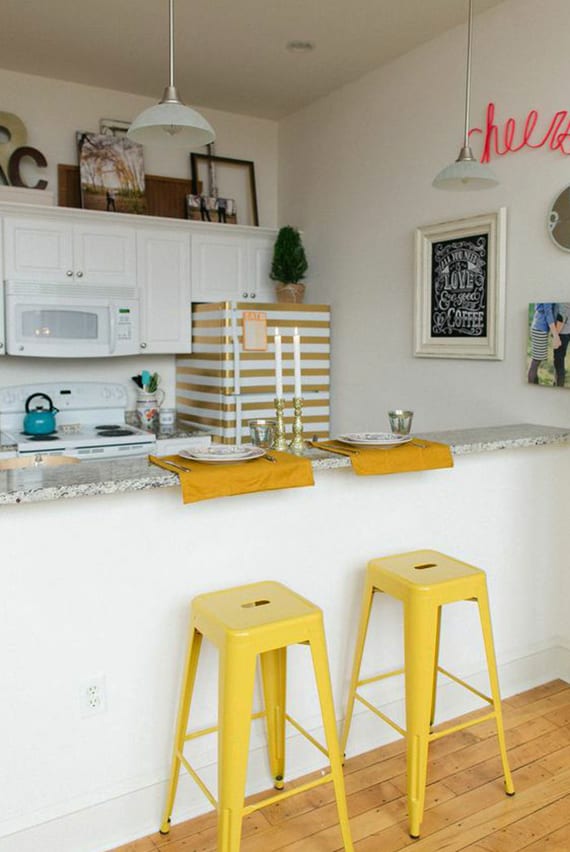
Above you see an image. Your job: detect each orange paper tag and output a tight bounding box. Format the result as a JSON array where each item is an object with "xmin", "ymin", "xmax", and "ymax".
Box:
[{"xmin": 242, "ymin": 311, "xmax": 268, "ymax": 351}]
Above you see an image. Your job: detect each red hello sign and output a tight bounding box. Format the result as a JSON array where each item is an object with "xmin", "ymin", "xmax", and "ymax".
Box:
[{"xmin": 470, "ymin": 102, "xmax": 570, "ymax": 163}]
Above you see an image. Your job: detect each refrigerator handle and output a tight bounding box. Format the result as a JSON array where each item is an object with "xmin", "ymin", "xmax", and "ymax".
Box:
[
  {"xmin": 235, "ymin": 396, "xmax": 243, "ymax": 447},
  {"xmin": 231, "ymin": 302, "xmax": 241, "ymax": 395}
]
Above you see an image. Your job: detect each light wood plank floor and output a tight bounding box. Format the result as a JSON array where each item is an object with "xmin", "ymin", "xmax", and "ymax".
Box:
[{"xmin": 112, "ymin": 680, "xmax": 570, "ymax": 852}]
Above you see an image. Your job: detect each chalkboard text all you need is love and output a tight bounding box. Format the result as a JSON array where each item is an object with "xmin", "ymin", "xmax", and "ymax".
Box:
[{"xmin": 430, "ymin": 235, "xmax": 488, "ymax": 338}]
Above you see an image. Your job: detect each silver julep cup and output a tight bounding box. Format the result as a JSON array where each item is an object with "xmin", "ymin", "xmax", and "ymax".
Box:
[
  {"xmin": 388, "ymin": 410, "xmax": 414, "ymax": 436},
  {"xmin": 248, "ymin": 419, "xmax": 277, "ymax": 448}
]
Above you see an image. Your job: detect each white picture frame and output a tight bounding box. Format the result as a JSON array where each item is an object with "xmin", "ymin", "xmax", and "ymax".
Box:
[{"xmin": 414, "ymin": 208, "xmax": 507, "ymax": 360}]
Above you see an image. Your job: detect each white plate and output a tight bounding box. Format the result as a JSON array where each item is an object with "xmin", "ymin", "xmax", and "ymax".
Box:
[
  {"xmin": 179, "ymin": 445, "xmax": 266, "ymax": 463},
  {"xmin": 337, "ymin": 432, "xmax": 412, "ymax": 447}
]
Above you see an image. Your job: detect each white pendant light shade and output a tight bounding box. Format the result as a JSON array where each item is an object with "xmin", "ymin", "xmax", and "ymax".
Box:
[
  {"xmin": 433, "ymin": 0, "xmax": 498, "ymax": 191},
  {"xmin": 433, "ymin": 147, "xmax": 499, "ymax": 191},
  {"xmin": 128, "ymin": 92, "xmax": 215, "ymax": 148},
  {"xmin": 127, "ymin": 0, "xmax": 215, "ymax": 149}
]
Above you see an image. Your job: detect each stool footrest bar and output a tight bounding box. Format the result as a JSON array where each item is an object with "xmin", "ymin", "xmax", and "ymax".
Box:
[
  {"xmin": 429, "ymin": 710, "xmax": 497, "ymax": 742},
  {"xmin": 436, "ymin": 667, "xmax": 493, "ymax": 705},
  {"xmin": 178, "ymin": 753, "xmax": 217, "ymax": 809},
  {"xmin": 242, "ymin": 772, "xmax": 333, "ymax": 816},
  {"xmin": 355, "ymin": 693, "xmax": 407, "ymax": 737},
  {"xmin": 285, "ymin": 713, "xmax": 329, "ymax": 758},
  {"xmin": 357, "ymin": 667, "xmax": 405, "ymax": 688},
  {"xmin": 184, "ymin": 711, "xmax": 266, "ymax": 742}
]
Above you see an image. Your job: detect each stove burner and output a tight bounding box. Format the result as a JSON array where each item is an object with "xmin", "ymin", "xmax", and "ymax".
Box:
[
  {"xmin": 96, "ymin": 429, "xmax": 135, "ymax": 437},
  {"xmin": 22, "ymin": 433, "xmax": 60, "ymax": 441},
  {"xmin": 95, "ymin": 424, "xmax": 124, "ymax": 431}
]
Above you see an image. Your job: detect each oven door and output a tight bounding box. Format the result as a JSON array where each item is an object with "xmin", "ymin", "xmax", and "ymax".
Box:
[{"xmin": 5, "ymin": 287, "xmax": 139, "ymax": 357}]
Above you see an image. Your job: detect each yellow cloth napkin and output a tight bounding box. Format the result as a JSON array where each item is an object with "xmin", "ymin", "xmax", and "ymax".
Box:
[
  {"xmin": 149, "ymin": 450, "xmax": 314, "ymax": 504},
  {"xmin": 311, "ymin": 439, "xmax": 453, "ymax": 476}
]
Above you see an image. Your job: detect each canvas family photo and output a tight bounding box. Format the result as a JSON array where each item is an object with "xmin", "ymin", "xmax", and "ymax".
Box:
[
  {"xmin": 527, "ymin": 302, "xmax": 570, "ymax": 388},
  {"xmin": 77, "ymin": 132, "xmax": 147, "ymax": 214}
]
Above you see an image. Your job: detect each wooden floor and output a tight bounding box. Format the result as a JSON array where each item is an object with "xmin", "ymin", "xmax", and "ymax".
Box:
[{"xmin": 112, "ymin": 679, "xmax": 570, "ymax": 852}]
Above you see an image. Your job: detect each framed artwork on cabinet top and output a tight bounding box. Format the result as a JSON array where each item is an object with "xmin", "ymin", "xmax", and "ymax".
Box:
[
  {"xmin": 414, "ymin": 208, "xmax": 507, "ymax": 360},
  {"xmin": 190, "ymin": 153, "xmax": 259, "ymax": 226},
  {"xmin": 76, "ymin": 132, "xmax": 147, "ymax": 215}
]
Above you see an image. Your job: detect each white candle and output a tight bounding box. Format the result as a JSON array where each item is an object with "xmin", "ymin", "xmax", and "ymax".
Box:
[
  {"xmin": 274, "ymin": 327, "xmax": 283, "ymax": 399},
  {"xmin": 293, "ymin": 326, "xmax": 302, "ymax": 399}
]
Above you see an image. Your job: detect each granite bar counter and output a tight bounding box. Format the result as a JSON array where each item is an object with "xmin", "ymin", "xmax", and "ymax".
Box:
[{"xmin": 0, "ymin": 423, "xmax": 568, "ymax": 505}]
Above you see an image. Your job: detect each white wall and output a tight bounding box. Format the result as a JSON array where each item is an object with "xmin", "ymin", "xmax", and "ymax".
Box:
[
  {"xmin": 279, "ymin": 0, "xmax": 570, "ymax": 434},
  {"xmin": 0, "ymin": 67, "xmax": 279, "ymax": 402}
]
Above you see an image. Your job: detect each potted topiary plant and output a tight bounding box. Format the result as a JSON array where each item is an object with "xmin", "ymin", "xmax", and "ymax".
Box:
[{"xmin": 270, "ymin": 226, "xmax": 308, "ymax": 303}]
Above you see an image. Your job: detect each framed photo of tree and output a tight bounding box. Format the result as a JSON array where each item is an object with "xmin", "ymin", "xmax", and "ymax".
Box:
[
  {"xmin": 414, "ymin": 208, "xmax": 507, "ymax": 360},
  {"xmin": 76, "ymin": 132, "xmax": 146, "ymax": 214}
]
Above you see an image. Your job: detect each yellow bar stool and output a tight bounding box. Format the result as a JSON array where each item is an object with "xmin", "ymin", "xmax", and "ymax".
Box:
[
  {"xmin": 341, "ymin": 550, "xmax": 515, "ymax": 839},
  {"xmin": 160, "ymin": 580, "xmax": 354, "ymax": 852}
]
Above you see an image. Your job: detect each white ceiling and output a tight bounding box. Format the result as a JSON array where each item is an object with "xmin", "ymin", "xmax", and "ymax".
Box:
[{"xmin": 0, "ymin": 0, "xmax": 507, "ymax": 120}]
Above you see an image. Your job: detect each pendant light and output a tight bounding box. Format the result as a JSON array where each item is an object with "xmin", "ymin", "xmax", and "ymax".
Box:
[
  {"xmin": 127, "ymin": 0, "xmax": 215, "ymax": 148},
  {"xmin": 433, "ymin": 0, "xmax": 498, "ymax": 190}
]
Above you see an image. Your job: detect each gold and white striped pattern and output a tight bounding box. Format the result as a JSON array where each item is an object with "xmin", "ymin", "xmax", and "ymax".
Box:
[{"xmin": 176, "ymin": 301, "xmax": 331, "ymax": 444}]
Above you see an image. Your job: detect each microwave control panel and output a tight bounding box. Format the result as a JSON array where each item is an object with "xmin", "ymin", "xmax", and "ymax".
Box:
[{"xmin": 117, "ymin": 306, "xmax": 133, "ymax": 340}]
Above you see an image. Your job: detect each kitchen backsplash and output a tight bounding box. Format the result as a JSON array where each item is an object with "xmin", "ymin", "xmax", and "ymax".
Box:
[{"xmin": 0, "ymin": 354, "xmax": 176, "ymax": 410}]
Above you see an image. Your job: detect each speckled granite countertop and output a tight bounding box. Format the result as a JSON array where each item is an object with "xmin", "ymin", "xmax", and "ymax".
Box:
[{"xmin": 1, "ymin": 424, "xmax": 568, "ymax": 506}]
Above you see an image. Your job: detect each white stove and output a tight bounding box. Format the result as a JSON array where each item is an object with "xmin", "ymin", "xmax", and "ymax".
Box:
[{"xmin": 0, "ymin": 382, "xmax": 156, "ymax": 460}]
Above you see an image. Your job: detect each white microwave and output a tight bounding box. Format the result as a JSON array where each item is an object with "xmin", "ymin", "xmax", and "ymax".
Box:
[{"xmin": 5, "ymin": 281, "xmax": 139, "ymax": 357}]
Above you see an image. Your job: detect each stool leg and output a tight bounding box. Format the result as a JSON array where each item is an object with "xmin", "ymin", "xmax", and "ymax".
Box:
[
  {"xmin": 429, "ymin": 606, "xmax": 442, "ymax": 727},
  {"xmin": 160, "ymin": 626, "xmax": 203, "ymax": 835},
  {"xmin": 309, "ymin": 626, "xmax": 354, "ymax": 852},
  {"xmin": 260, "ymin": 648, "xmax": 287, "ymax": 789},
  {"xmin": 476, "ymin": 587, "xmax": 515, "ymax": 796},
  {"xmin": 404, "ymin": 599, "xmax": 439, "ymax": 839},
  {"xmin": 340, "ymin": 576, "xmax": 376, "ymax": 756},
  {"xmin": 218, "ymin": 646, "xmax": 257, "ymax": 852}
]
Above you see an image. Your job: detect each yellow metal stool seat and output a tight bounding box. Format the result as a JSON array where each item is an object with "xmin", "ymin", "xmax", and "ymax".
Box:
[
  {"xmin": 341, "ymin": 550, "xmax": 515, "ymax": 840},
  {"xmin": 160, "ymin": 580, "xmax": 354, "ymax": 851}
]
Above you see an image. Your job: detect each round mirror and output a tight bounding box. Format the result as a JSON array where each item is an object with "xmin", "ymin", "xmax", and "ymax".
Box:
[{"xmin": 548, "ymin": 185, "xmax": 570, "ymax": 251}]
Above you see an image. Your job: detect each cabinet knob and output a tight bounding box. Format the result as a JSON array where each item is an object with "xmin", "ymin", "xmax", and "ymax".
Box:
[
  {"xmin": 250, "ymin": 293, "xmax": 256, "ymax": 299},
  {"xmin": 0, "ymin": 342, "xmax": 4, "ymax": 349},
  {"xmin": 19, "ymin": 345, "xmax": 24, "ymax": 352},
  {"xmin": 242, "ymin": 292, "xmax": 248, "ymax": 298},
  {"xmin": 66, "ymin": 270, "xmax": 73, "ymax": 277},
  {"xmin": 140, "ymin": 342, "xmax": 147, "ymax": 349},
  {"xmin": 76, "ymin": 271, "xmax": 84, "ymax": 278}
]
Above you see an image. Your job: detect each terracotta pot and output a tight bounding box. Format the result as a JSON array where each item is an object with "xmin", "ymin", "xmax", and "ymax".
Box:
[{"xmin": 275, "ymin": 283, "xmax": 306, "ymax": 304}]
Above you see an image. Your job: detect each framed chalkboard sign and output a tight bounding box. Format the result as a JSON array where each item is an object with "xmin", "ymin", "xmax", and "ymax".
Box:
[{"xmin": 414, "ymin": 209, "xmax": 507, "ymax": 359}]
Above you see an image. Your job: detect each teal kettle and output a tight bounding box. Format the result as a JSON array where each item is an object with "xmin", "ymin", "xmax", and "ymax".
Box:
[{"xmin": 23, "ymin": 393, "xmax": 59, "ymax": 435}]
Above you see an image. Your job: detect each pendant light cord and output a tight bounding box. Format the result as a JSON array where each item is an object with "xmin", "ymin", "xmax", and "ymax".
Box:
[
  {"xmin": 463, "ymin": 0, "xmax": 473, "ymax": 149},
  {"xmin": 169, "ymin": 0, "xmax": 175, "ymax": 89}
]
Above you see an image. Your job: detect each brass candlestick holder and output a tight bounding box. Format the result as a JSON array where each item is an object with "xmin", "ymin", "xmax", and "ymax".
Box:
[
  {"xmin": 289, "ymin": 397, "xmax": 306, "ymax": 454},
  {"xmin": 273, "ymin": 398, "xmax": 288, "ymax": 451}
]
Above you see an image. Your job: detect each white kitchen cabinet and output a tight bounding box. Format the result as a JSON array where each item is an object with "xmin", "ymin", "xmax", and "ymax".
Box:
[
  {"xmin": 137, "ymin": 227, "xmax": 192, "ymax": 354},
  {"xmin": 4, "ymin": 216, "xmax": 136, "ymax": 287},
  {"xmin": 191, "ymin": 229, "xmax": 276, "ymax": 303},
  {"xmin": 248, "ymin": 237, "xmax": 275, "ymax": 302}
]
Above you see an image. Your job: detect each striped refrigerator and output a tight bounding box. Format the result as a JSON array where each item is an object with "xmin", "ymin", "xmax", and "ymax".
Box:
[{"xmin": 176, "ymin": 301, "xmax": 331, "ymax": 444}]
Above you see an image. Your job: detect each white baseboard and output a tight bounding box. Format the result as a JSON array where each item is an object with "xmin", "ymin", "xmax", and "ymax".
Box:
[{"xmin": 2, "ymin": 644, "xmax": 569, "ymax": 852}]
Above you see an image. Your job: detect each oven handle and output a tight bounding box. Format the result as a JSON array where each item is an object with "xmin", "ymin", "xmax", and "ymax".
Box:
[{"xmin": 109, "ymin": 306, "xmax": 117, "ymax": 355}]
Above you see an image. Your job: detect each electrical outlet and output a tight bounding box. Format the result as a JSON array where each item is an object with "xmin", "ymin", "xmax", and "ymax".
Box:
[{"xmin": 80, "ymin": 675, "xmax": 107, "ymax": 717}]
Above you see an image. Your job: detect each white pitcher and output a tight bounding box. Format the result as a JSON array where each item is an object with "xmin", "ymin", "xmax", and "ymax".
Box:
[{"xmin": 135, "ymin": 389, "xmax": 165, "ymax": 431}]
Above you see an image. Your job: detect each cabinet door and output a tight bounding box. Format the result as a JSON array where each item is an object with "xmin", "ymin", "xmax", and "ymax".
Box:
[
  {"xmin": 138, "ymin": 229, "xmax": 192, "ymax": 354},
  {"xmin": 191, "ymin": 231, "xmax": 248, "ymax": 302},
  {"xmin": 248, "ymin": 236, "xmax": 275, "ymax": 302},
  {"xmin": 73, "ymin": 223, "xmax": 136, "ymax": 287},
  {"xmin": 4, "ymin": 217, "xmax": 74, "ymax": 283}
]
